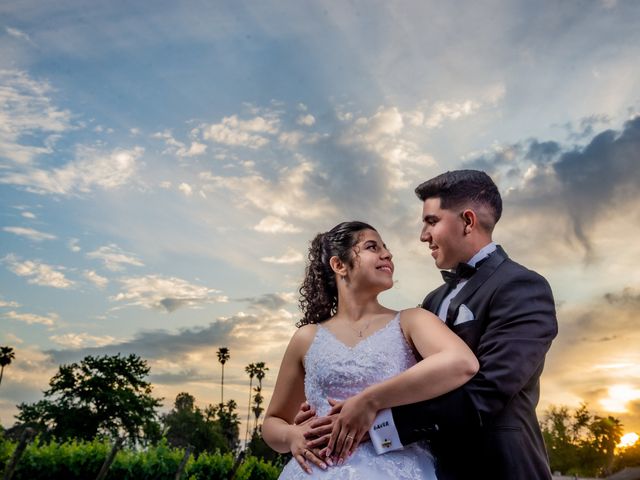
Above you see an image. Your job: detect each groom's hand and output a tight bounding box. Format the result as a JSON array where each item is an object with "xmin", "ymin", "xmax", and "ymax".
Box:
[
  {"xmin": 303, "ymin": 398, "xmax": 341, "ymax": 451},
  {"xmin": 293, "ymin": 401, "xmax": 331, "ymax": 450},
  {"xmin": 293, "ymin": 401, "xmax": 316, "ymax": 426}
]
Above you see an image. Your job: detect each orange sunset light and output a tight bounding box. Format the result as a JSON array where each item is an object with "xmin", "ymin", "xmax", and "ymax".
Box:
[{"xmin": 618, "ymin": 432, "xmax": 639, "ymax": 449}]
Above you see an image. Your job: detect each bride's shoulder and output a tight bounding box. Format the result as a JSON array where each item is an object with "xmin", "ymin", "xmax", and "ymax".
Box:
[
  {"xmin": 288, "ymin": 323, "xmax": 320, "ymax": 353},
  {"xmin": 399, "ymin": 307, "xmax": 439, "ymax": 324}
]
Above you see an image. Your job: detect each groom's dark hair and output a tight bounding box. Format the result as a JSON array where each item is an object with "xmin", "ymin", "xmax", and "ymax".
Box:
[{"xmin": 415, "ymin": 170, "xmax": 502, "ymax": 231}]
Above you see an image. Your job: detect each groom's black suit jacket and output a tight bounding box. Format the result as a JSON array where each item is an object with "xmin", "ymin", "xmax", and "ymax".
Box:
[{"xmin": 392, "ymin": 246, "xmax": 557, "ymax": 480}]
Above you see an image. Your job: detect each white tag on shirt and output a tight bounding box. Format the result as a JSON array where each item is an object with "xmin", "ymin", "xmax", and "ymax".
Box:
[{"xmin": 369, "ymin": 408, "xmax": 404, "ymax": 455}]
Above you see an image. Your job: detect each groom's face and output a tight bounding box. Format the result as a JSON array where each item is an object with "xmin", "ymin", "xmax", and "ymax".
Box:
[{"xmin": 420, "ymin": 197, "xmax": 469, "ymax": 269}]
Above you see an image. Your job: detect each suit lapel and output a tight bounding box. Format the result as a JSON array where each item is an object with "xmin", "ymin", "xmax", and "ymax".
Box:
[
  {"xmin": 421, "ymin": 284, "xmax": 450, "ymax": 314},
  {"xmin": 445, "ymin": 246, "xmax": 509, "ymax": 327}
]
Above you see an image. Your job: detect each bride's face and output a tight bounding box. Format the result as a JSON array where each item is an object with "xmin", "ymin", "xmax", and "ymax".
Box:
[{"xmin": 347, "ymin": 229, "xmax": 394, "ymax": 292}]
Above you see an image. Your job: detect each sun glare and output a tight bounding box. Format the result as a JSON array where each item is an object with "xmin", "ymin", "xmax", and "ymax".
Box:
[
  {"xmin": 599, "ymin": 385, "xmax": 640, "ymax": 412},
  {"xmin": 618, "ymin": 432, "xmax": 639, "ymax": 449}
]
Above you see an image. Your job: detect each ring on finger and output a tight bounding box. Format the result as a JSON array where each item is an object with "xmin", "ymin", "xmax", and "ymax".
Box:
[
  {"xmin": 303, "ymin": 449, "xmax": 309, "ymax": 458},
  {"xmin": 346, "ymin": 434, "xmax": 354, "ymax": 440}
]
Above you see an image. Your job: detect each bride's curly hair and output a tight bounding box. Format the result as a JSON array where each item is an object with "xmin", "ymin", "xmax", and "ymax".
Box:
[{"xmin": 297, "ymin": 221, "xmax": 376, "ymax": 327}]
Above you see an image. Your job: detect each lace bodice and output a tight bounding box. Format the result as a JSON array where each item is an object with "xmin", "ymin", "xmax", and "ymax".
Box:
[
  {"xmin": 278, "ymin": 311, "xmax": 436, "ymax": 479},
  {"xmin": 304, "ymin": 312, "xmax": 417, "ymax": 416}
]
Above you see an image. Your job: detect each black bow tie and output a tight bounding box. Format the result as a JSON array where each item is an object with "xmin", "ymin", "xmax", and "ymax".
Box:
[{"xmin": 440, "ymin": 262, "xmax": 477, "ymax": 288}]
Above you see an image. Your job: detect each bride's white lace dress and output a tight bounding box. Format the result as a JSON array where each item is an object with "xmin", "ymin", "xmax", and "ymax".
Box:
[{"xmin": 278, "ymin": 312, "xmax": 437, "ymax": 479}]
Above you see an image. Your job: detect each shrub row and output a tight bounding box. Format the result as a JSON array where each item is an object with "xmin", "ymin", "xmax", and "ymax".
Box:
[{"xmin": 0, "ymin": 437, "xmax": 280, "ymax": 480}]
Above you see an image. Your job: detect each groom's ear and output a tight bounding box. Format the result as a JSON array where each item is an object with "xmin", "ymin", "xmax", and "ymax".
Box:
[{"xmin": 461, "ymin": 209, "xmax": 477, "ymax": 235}]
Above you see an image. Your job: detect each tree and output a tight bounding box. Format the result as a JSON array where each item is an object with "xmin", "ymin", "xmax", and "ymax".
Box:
[
  {"xmin": 0, "ymin": 346, "xmax": 15, "ymax": 387},
  {"xmin": 251, "ymin": 362, "xmax": 269, "ymax": 433},
  {"xmin": 541, "ymin": 405, "xmax": 581, "ymax": 474},
  {"xmin": 216, "ymin": 347, "xmax": 230, "ymax": 404},
  {"xmin": 244, "ymin": 363, "xmax": 257, "ymax": 446},
  {"xmin": 206, "ymin": 399, "xmax": 240, "ymax": 452},
  {"xmin": 590, "ymin": 415, "xmax": 623, "ymax": 475},
  {"xmin": 541, "ymin": 403, "xmax": 625, "ymax": 476},
  {"xmin": 163, "ymin": 392, "xmax": 228, "ymax": 454},
  {"xmin": 247, "ymin": 426, "xmax": 290, "ymax": 467},
  {"xmin": 616, "ymin": 439, "xmax": 640, "ymax": 471},
  {"xmin": 16, "ymin": 353, "xmax": 162, "ymax": 444}
]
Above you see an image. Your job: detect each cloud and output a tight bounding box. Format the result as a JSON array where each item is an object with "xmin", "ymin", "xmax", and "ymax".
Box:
[
  {"xmin": 2, "ymin": 226, "xmax": 56, "ymax": 241},
  {"xmin": 202, "ymin": 114, "xmax": 280, "ymax": 149},
  {"xmin": 86, "ymin": 244, "xmax": 144, "ymax": 271},
  {"xmin": 4, "ymin": 310, "xmax": 58, "ymax": 326},
  {"xmin": 68, "ymin": 238, "xmax": 81, "ymax": 252},
  {"xmin": 237, "ymin": 292, "xmax": 297, "ymax": 312},
  {"xmin": 254, "ymin": 216, "xmax": 302, "ymax": 233},
  {"xmin": 0, "ymin": 69, "xmax": 72, "ymax": 164},
  {"xmin": 112, "ymin": 274, "xmax": 228, "ymax": 312},
  {"xmin": 83, "ymin": 270, "xmax": 109, "ymax": 289},
  {"xmin": 423, "ymin": 100, "xmax": 481, "ymax": 129},
  {"xmin": 0, "ymin": 299, "xmax": 20, "ymax": 308},
  {"xmin": 3, "ymin": 332, "xmax": 23, "ymax": 344},
  {"xmin": 47, "ymin": 318, "xmax": 238, "ymax": 364},
  {"xmin": 21, "ymin": 211, "xmax": 36, "ymax": 219},
  {"xmin": 0, "ymin": 146, "xmax": 143, "ymax": 195},
  {"xmin": 3, "ymin": 254, "xmax": 74, "ymax": 289},
  {"xmin": 278, "ymin": 130, "xmax": 305, "ymax": 147},
  {"xmin": 353, "ymin": 106, "xmax": 404, "ymax": 140},
  {"xmin": 49, "ymin": 332, "xmax": 117, "ymax": 348},
  {"xmin": 5, "ymin": 27, "xmax": 35, "ymax": 45},
  {"xmin": 296, "ymin": 114, "xmax": 316, "ymax": 126},
  {"xmin": 335, "ymin": 105, "xmax": 436, "ymax": 192},
  {"xmin": 604, "ymin": 287, "xmax": 640, "ymax": 306},
  {"xmin": 199, "ymin": 161, "xmax": 336, "ymax": 220},
  {"xmin": 599, "ymin": 385, "xmax": 640, "ymax": 413},
  {"xmin": 153, "ymin": 129, "xmax": 207, "ymax": 157},
  {"xmin": 468, "ymin": 115, "xmax": 640, "ymax": 259},
  {"xmin": 560, "ymin": 114, "xmax": 612, "ymax": 141},
  {"xmin": 261, "ymin": 247, "xmax": 304, "ymax": 264},
  {"xmin": 178, "ymin": 182, "xmax": 193, "ymax": 196}
]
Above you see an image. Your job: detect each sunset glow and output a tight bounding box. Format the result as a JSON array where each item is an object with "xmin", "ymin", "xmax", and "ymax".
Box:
[
  {"xmin": 600, "ymin": 385, "xmax": 640, "ymax": 413},
  {"xmin": 618, "ymin": 432, "xmax": 639, "ymax": 449}
]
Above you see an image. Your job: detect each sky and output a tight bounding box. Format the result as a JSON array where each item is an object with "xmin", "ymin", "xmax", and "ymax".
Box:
[{"xmin": 1, "ymin": 0, "xmax": 640, "ymax": 441}]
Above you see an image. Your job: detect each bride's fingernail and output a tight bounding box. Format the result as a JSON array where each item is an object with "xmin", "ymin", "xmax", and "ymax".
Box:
[{"xmin": 326, "ymin": 458, "xmax": 334, "ymax": 466}]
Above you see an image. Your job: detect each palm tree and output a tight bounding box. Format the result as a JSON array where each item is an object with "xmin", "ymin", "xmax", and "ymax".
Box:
[
  {"xmin": 0, "ymin": 346, "xmax": 15, "ymax": 387},
  {"xmin": 216, "ymin": 347, "xmax": 230, "ymax": 404},
  {"xmin": 251, "ymin": 362, "xmax": 269, "ymax": 432},
  {"xmin": 254, "ymin": 362, "xmax": 268, "ymax": 391},
  {"xmin": 244, "ymin": 363, "xmax": 257, "ymax": 446}
]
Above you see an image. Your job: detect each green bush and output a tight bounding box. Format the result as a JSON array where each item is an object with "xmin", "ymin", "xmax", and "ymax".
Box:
[
  {"xmin": 11, "ymin": 437, "xmax": 109, "ymax": 480},
  {"xmin": 0, "ymin": 435, "xmax": 280, "ymax": 480},
  {"xmin": 187, "ymin": 450, "xmax": 235, "ymax": 479},
  {"xmin": 109, "ymin": 439, "xmax": 185, "ymax": 479},
  {"xmin": 234, "ymin": 455, "xmax": 280, "ymax": 480},
  {"xmin": 0, "ymin": 432, "xmax": 17, "ymax": 470}
]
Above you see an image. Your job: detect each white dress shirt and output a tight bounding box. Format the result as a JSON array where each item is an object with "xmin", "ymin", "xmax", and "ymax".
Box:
[{"xmin": 436, "ymin": 242, "xmax": 496, "ymax": 320}]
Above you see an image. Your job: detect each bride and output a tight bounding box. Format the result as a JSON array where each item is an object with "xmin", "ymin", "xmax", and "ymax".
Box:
[{"xmin": 262, "ymin": 221, "xmax": 478, "ymax": 478}]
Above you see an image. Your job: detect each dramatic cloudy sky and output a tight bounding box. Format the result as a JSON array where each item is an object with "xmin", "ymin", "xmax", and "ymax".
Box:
[{"xmin": 2, "ymin": 0, "xmax": 640, "ymax": 439}]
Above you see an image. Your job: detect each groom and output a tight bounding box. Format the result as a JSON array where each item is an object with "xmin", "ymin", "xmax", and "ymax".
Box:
[
  {"xmin": 301, "ymin": 170, "xmax": 558, "ymax": 479},
  {"xmin": 375, "ymin": 169, "xmax": 558, "ymax": 479}
]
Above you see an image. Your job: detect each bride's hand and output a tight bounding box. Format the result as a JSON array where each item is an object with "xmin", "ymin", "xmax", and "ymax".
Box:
[
  {"xmin": 325, "ymin": 392, "xmax": 378, "ymax": 463},
  {"xmin": 288, "ymin": 423, "xmax": 328, "ymax": 474}
]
